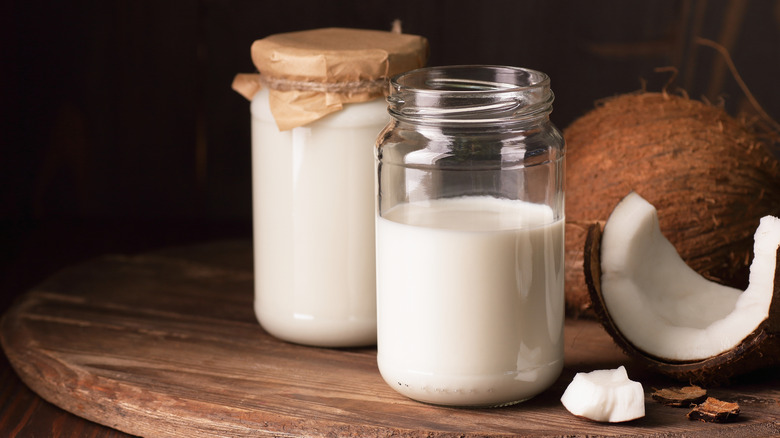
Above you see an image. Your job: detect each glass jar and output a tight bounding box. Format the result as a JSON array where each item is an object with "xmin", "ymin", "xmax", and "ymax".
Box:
[
  {"xmin": 375, "ymin": 65, "xmax": 565, "ymax": 406},
  {"xmin": 242, "ymin": 28, "xmax": 428, "ymax": 347},
  {"xmin": 251, "ymin": 88, "xmax": 387, "ymax": 347}
]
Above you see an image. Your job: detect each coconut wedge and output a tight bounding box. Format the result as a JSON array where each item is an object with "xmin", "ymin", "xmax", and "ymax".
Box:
[{"xmin": 585, "ymin": 192, "xmax": 780, "ymax": 384}]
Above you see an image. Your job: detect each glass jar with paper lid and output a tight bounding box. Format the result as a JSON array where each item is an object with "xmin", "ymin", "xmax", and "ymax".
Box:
[{"xmin": 233, "ymin": 27, "xmax": 428, "ymax": 347}]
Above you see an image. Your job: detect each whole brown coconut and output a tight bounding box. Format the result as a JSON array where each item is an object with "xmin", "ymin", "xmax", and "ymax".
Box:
[{"xmin": 564, "ymin": 91, "xmax": 780, "ymax": 317}]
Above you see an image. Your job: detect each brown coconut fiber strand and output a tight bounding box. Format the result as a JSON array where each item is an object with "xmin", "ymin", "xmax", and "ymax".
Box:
[{"xmin": 564, "ymin": 91, "xmax": 780, "ymax": 317}]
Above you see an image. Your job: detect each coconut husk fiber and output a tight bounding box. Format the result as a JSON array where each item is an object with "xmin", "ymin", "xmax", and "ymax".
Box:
[{"xmin": 564, "ymin": 91, "xmax": 780, "ymax": 317}]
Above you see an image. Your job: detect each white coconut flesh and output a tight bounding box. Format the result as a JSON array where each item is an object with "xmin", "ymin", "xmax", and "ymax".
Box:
[
  {"xmin": 600, "ymin": 192, "xmax": 780, "ymax": 361},
  {"xmin": 560, "ymin": 366, "xmax": 645, "ymax": 422}
]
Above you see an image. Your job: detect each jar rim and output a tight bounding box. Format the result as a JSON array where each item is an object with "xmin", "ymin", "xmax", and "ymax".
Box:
[
  {"xmin": 392, "ymin": 65, "xmax": 549, "ymax": 93},
  {"xmin": 388, "ymin": 65, "xmax": 554, "ymax": 125}
]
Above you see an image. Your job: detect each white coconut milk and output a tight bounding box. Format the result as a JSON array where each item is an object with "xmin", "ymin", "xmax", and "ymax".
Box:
[
  {"xmin": 376, "ymin": 196, "xmax": 564, "ymax": 406},
  {"xmin": 251, "ymin": 88, "xmax": 387, "ymax": 347}
]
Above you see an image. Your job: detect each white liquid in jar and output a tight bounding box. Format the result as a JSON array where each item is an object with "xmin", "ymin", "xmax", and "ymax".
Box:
[
  {"xmin": 376, "ymin": 196, "xmax": 564, "ymax": 406},
  {"xmin": 251, "ymin": 88, "xmax": 387, "ymax": 347}
]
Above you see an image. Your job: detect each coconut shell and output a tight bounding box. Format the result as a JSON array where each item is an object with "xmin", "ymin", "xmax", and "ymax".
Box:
[
  {"xmin": 565, "ymin": 92, "xmax": 780, "ymax": 317},
  {"xmin": 686, "ymin": 397, "xmax": 740, "ymax": 423},
  {"xmin": 651, "ymin": 385, "xmax": 707, "ymax": 407},
  {"xmin": 584, "ymin": 222, "xmax": 780, "ymax": 385}
]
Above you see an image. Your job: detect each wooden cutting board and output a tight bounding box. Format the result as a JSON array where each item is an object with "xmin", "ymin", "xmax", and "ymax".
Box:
[{"xmin": 1, "ymin": 240, "xmax": 779, "ymax": 437}]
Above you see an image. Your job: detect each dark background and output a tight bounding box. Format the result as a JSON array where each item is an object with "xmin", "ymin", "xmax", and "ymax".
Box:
[{"xmin": 2, "ymin": 0, "xmax": 779, "ymax": 313}]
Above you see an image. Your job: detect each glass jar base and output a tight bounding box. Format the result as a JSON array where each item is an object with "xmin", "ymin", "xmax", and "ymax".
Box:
[
  {"xmin": 379, "ymin": 359, "xmax": 563, "ymax": 408},
  {"xmin": 419, "ymin": 397, "xmax": 534, "ymax": 409},
  {"xmin": 255, "ymin": 307, "xmax": 376, "ymax": 348}
]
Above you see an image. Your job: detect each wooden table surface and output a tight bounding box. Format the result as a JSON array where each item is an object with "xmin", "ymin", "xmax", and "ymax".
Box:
[{"xmin": 1, "ymin": 240, "xmax": 779, "ymax": 437}]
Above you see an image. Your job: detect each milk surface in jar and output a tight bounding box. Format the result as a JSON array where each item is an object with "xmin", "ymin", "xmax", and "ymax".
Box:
[
  {"xmin": 235, "ymin": 28, "xmax": 429, "ymax": 347},
  {"xmin": 375, "ymin": 65, "xmax": 565, "ymax": 406}
]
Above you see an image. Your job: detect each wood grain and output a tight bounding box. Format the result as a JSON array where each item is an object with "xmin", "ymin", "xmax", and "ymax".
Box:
[
  {"xmin": 0, "ymin": 351, "xmax": 134, "ymax": 438},
  {"xmin": 2, "ymin": 240, "xmax": 779, "ymax": 437}
]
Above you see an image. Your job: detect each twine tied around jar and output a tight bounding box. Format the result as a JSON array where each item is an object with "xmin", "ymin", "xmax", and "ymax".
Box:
[{"xmin": 258, "ymin": 75, "xmax": 387, "ymax": 95}]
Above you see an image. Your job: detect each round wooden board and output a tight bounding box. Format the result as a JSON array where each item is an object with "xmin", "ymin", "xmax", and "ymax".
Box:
[{"xmin": 2, "ymin": 240, "xmax": 779, "ymax": 437}]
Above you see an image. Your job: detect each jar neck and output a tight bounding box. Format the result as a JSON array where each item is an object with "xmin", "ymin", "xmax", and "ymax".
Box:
[{"xmin": 387, "ymin": 65, "xmax": 554, "ymax": 127}]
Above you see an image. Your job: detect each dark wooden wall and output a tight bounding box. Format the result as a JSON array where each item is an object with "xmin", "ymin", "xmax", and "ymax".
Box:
[{"xmin": 2, "ymin": 0, "xmax": 779, "ymax": 310}]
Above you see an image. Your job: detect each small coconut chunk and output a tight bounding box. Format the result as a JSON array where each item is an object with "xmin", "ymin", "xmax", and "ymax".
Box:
[
  {"xmin": 560, "ymin": 366, "xmax": 645, "ymax": 422},
  {"xmin": 651, "ymin": 385, "xmax": 707, "ymax": 407},
  {"xmin": 687, "ymin": 397, "xmax": 740, "ymax": 423}
]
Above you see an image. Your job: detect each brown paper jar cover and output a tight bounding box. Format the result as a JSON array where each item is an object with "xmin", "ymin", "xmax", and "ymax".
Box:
[{"xmin": 232, "ymin": 27, "xmax": 429, "ymax": 130}]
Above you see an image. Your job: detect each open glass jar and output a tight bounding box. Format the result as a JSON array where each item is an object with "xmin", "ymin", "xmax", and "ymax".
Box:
[{"xmin": 375, "ymin": 65, "xmax": 565, "ymax": 406}]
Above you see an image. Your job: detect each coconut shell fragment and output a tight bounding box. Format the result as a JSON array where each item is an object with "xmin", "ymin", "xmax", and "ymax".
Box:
[
  {"xmin": 651, "ymin": 386, "xmax": 707, "ymax": 407},
  {"xmin": 566, "ymin": 92, "xmax": 780, "ymax": 317},
  {"xmin": 686, "ymin": 397, "xmax": 740, "ymax": 423}
]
